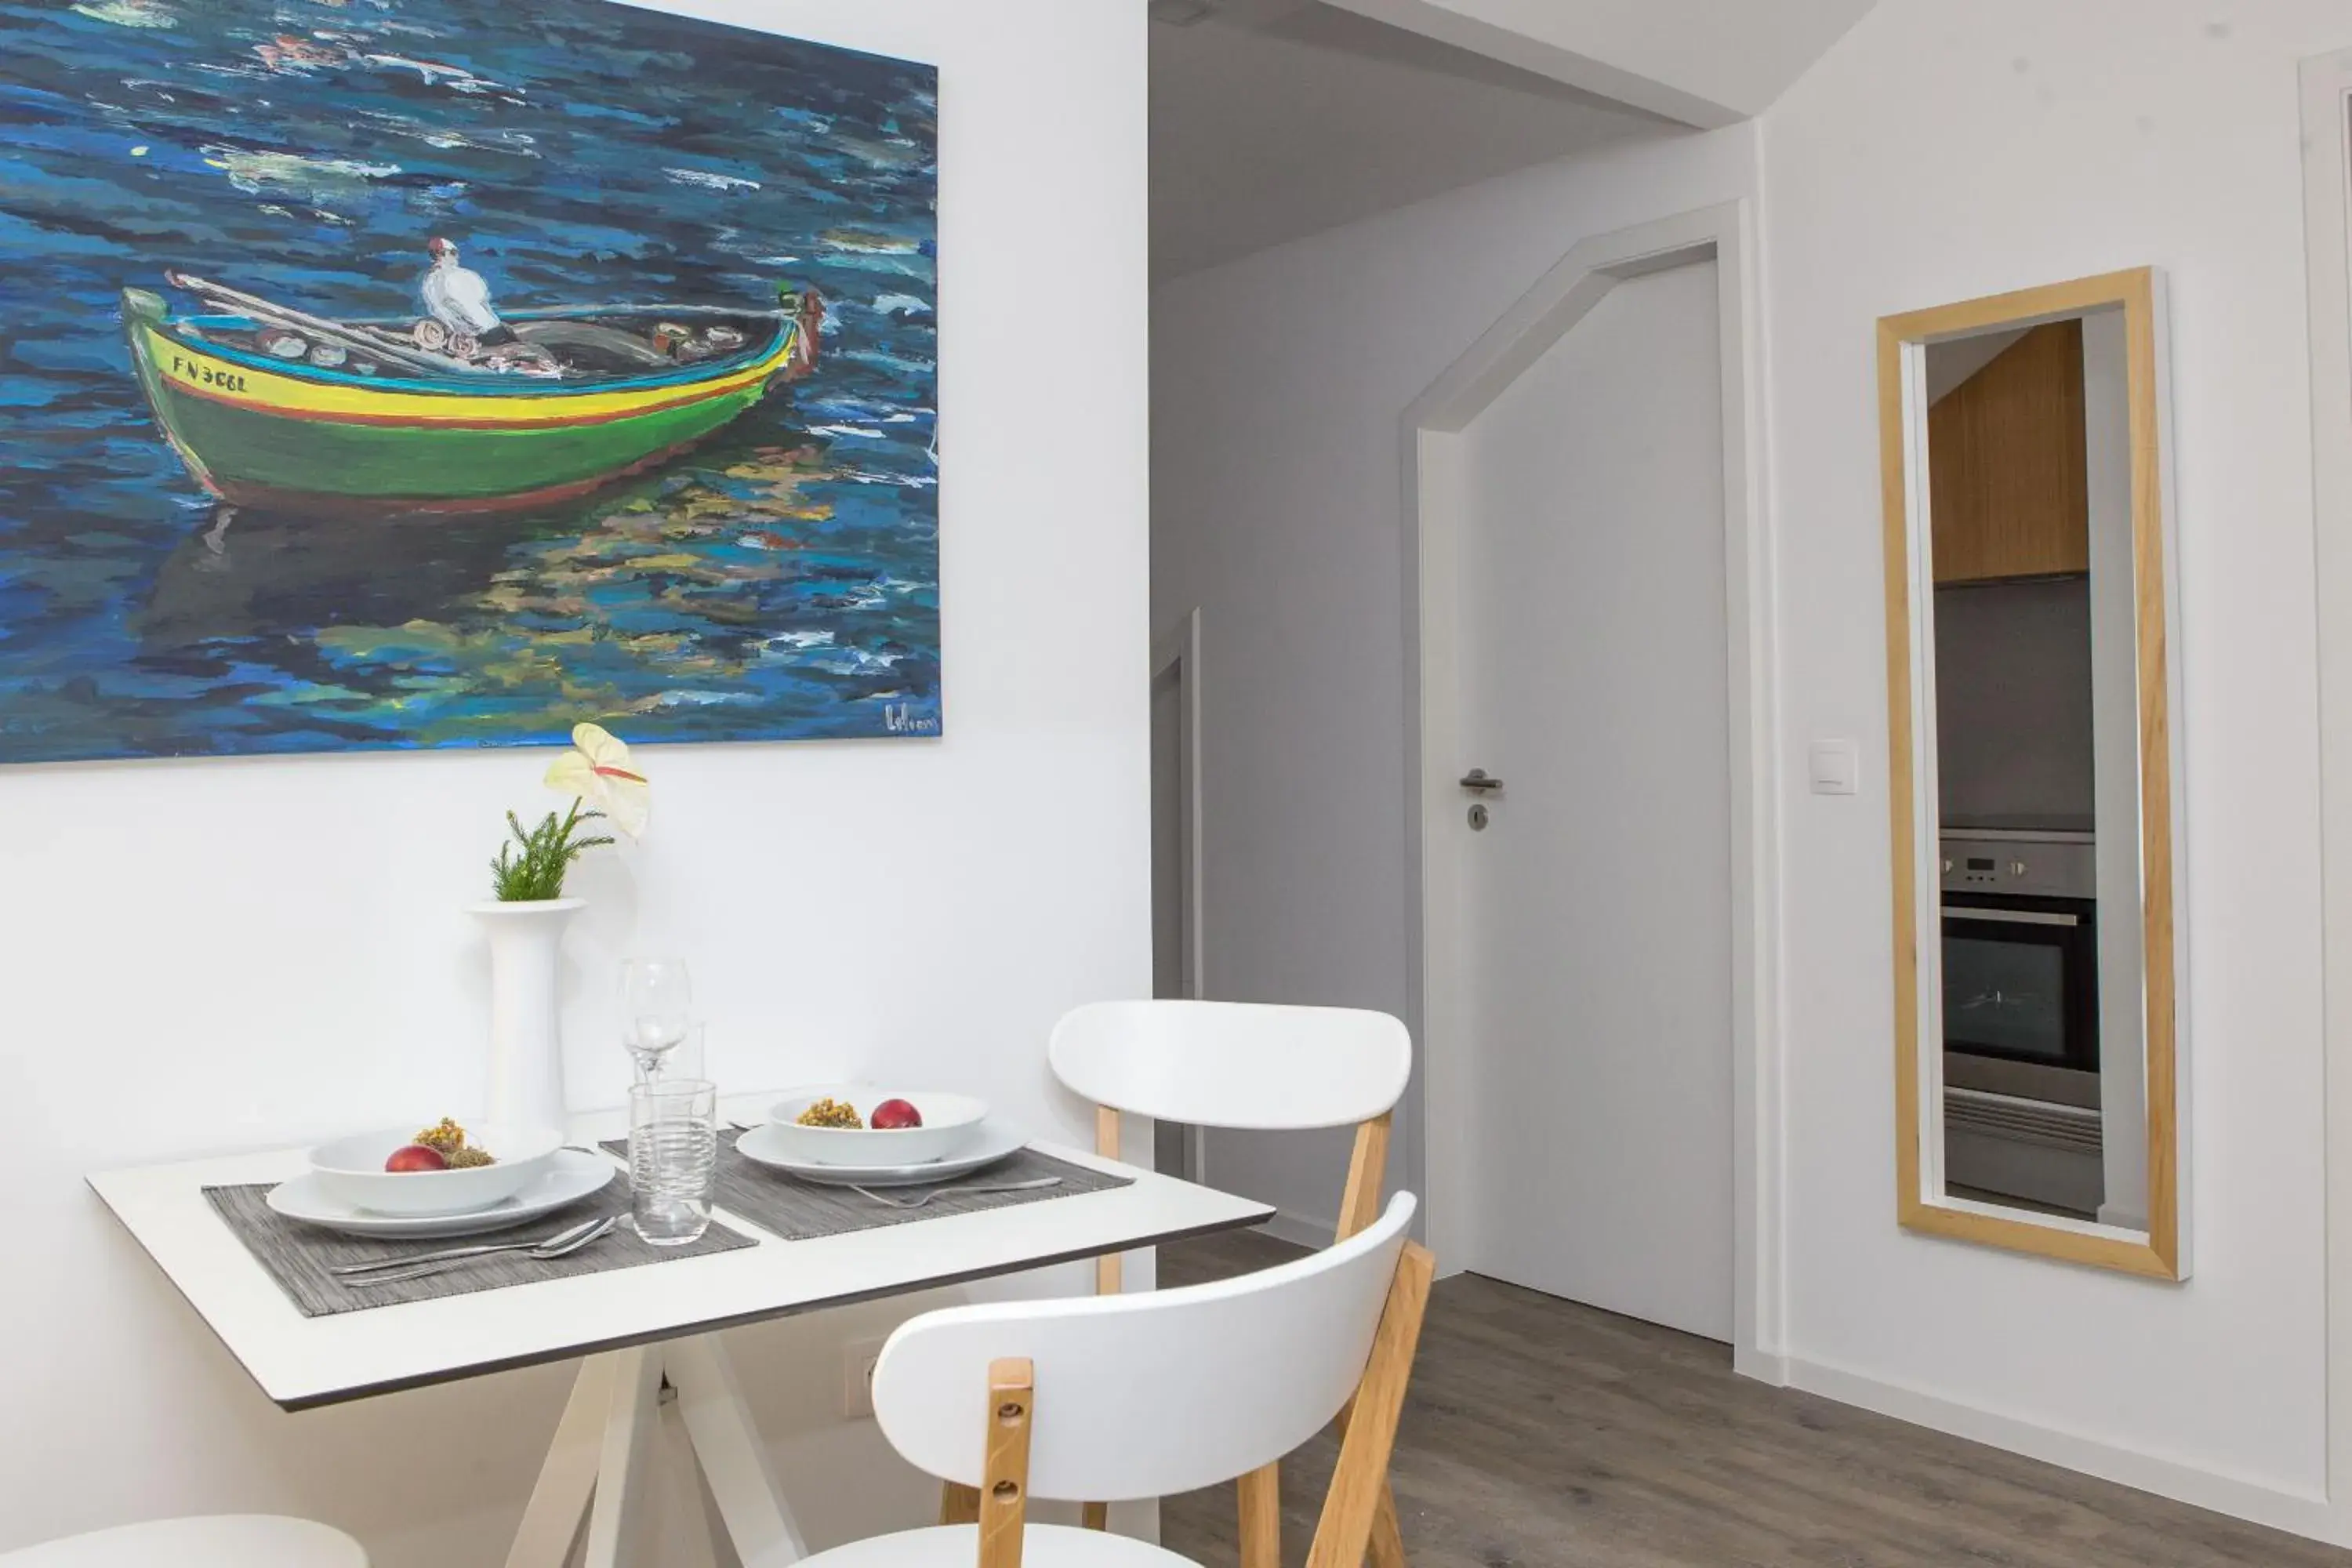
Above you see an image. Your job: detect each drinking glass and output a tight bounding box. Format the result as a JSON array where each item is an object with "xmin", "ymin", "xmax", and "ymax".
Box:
[
  {"xmin": 629, "ymin": 1077, "xmax": 717, "ymax": 1247},
  {"xmin": 619, "ymin": 956, "xmax": 693, "ymax": 1082},
  {"xmin": 665, "ymin": 1022, "xmax": 707, "ymax": 1083}
]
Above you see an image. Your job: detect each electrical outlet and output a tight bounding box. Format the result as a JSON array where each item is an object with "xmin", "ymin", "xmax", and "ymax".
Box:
[{"xmin": 841, "ymin": 1335, "xmax": 887, "ymax": 1418}]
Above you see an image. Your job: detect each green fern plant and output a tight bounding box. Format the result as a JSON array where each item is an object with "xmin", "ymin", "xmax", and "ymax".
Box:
[{"xmin": 489, "ymin": 800, "xmax": 616, "ymax": 902}]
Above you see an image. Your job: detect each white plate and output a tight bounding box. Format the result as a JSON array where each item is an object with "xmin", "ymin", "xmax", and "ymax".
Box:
[
  {"xmin": 763, "ymin": 1086, "xmax": 989, "ymax": 1167},
  {"xmin": 736, "ymin": 1118, "xmax": 1028, "ymax": 1188},
  {"xmin": 308, "ymin": 1122, "xmax": 565, "ymax": 1217},
  {"xmin": 266, "ymin": 1149, "xmax": 619, "ymax": 1238}
]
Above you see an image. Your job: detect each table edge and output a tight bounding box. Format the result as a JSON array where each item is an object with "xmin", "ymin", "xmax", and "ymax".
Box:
[
  {"xmin": 89, "ymin": 1171, "xmax": 1274, "ymax": 1414},
  {"xmin": 268, "ymin": 1203, "xmax": 1274, "ymax": 1410}
]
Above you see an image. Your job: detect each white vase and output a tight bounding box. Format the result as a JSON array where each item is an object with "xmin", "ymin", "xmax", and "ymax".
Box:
[{"xmin": 470, "ymin": 898, "xmax": 586, "ymax": 1131}]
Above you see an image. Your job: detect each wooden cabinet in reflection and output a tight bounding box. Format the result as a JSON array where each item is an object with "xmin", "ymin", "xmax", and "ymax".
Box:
[{"xmin": 1927, "ymin": 319, "xmax": 2090, "ymax": 584}]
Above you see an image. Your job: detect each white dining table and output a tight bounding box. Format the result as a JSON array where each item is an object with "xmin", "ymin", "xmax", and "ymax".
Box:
[{"xmin": 87, "ymin": 1091, "xmax": 1275, "ymax": 1568}]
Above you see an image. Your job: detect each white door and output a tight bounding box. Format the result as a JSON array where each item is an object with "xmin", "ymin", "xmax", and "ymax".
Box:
[{"xmin": 1454, "ymin": 258, "xmax": 1734, "ymax": 1341}]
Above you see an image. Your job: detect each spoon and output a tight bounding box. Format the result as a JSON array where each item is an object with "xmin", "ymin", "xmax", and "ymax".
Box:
[
  {"xmin": 339, "ymin": 1214, "xmax": 621, "ymax": 1286},
  {"xmin": 331, "ymin": 1213, "xmax": 612, "ymax": 1276}
]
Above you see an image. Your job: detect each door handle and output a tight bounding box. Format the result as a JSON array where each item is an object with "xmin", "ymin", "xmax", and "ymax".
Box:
[
  {"xmin": 1458, "ymin": 768, "xmax": 1503, "ymax": 793},
  {"xmin": 1943, "ymin": 907, "xmax": 2080, "ymax": 927}
]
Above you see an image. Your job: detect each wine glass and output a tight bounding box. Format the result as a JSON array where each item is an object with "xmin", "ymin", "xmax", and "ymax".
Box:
[{"xmin": 619, "ymin": 957, "xmax": 693, "ymax": 1083}]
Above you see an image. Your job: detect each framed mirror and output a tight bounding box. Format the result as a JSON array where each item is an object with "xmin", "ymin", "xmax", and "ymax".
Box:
[{"xmin": 1877, "ymin": 268, "xmax": 2187, "ymax": 1279}]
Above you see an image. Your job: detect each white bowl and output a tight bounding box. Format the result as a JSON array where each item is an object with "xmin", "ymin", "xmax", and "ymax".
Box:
[
  {"xmin": 307, "ymin": 1123, "xmax": 564, "ymax": 1217},
  {"xmin": 764, "ymin": 1086, "xmax": 988, "ymax": 1167}
]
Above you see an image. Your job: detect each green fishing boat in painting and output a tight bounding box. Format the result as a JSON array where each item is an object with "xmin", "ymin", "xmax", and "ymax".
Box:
[{"xmin": 122, "ymin": 272, "xmax": 820, "ymax": 518}]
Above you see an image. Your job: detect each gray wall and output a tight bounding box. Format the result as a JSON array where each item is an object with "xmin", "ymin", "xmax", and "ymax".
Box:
[{"xmin": 1933, "ymin": 578, "xmax": 2096, "ymax": 825}]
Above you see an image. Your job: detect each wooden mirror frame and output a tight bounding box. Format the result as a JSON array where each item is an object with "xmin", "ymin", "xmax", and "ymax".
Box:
[{"xmin": 1877, "ymin": 267, "xmax": 2188, "ymax": 1279}]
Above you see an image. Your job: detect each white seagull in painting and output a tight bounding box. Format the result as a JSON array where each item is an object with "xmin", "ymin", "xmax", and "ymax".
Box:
[{"xmin": 420, "ymin": 235, "xmax": 506, "ymax": 343}]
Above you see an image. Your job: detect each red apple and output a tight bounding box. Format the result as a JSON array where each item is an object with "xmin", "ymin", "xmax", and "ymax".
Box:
[
  {"xmin": 869, "ymin": 1098, "xmax": 923, "ymax": 1131},
  {"xmin": 384, "ymin": 1143, "xmax": 450, "ymax": 1173}
]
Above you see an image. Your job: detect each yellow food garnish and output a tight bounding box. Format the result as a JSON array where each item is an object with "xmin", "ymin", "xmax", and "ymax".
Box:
[
  {"xmin": 414, "ymin": 1117, "xmax": 468, "ymax": 1154},
  {"xmin": 796, "ymin": 1098, "xmax": 862, "ymax": 1129}
]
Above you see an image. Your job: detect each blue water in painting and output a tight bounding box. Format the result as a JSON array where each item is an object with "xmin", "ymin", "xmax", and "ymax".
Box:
[{"xmin": 0, "ymin": 0, "xmax": 938, "ymax": 762}]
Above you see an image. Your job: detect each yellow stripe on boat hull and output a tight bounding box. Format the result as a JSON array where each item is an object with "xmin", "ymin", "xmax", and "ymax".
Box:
[{"xmin": 133, "ymin": 321, "xmax": 797, "ymax": 430}]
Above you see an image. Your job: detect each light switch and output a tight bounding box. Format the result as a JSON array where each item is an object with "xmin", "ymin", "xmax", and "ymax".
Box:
[{"xmin": 1809, "ymin": 739, "xmax": 1859, "ymax": 796}]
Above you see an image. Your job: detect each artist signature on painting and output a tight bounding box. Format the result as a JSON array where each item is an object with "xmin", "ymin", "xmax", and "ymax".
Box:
[{"xmin": 883, "ymin": 702, "xmax": 938, "ymax": 735}]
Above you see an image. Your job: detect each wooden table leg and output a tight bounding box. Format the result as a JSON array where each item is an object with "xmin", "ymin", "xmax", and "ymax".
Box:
[
  {"xmin": 942, "ymin": 1483, "xmax": 983, "ymax": 1526},
  {"xmin": 505, "ymin": 1356, "xmax": 615, "ymax": 1568}
]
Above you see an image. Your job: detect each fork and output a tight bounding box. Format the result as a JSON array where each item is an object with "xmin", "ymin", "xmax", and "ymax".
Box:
[
  {"xmin": 848, "ymin": 1176, "xmax": 1063, "ymax": 1210},
  {"xmin": 338, "ymin": 1214, "xmax": 621, "ymax": 1286}
]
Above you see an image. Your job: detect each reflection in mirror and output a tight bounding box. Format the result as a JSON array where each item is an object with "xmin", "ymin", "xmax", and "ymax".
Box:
[{"xmin": 1879, "ymin": 270, "xmax": 2185, "ymax": 1279}]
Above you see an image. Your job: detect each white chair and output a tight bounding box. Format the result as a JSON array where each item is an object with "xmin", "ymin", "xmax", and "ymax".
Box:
[
  {"xmin": 0, "ymin": 1517, "xmax": 367, "ymax": 1567},
  {"xmin": 807, "ymin": 1192, "xmax": 1432, "ymax": 1568},
  {"xmin": 1010, "ymin": 999, "xmax": 1414, "ymax": 1568}
]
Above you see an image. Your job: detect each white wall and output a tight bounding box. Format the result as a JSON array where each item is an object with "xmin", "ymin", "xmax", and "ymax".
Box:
[
  {"xmin": 1761, "ymin": 0, "xmax": 2342, "ymax": 1523},
  {"xmin": 0, "ymin": 2, "xmax": 1152, "ymax": 1561},
  {"xmin": 1149, "ymin": 123, "xmax": 1755, "ymax": 1240},
  {"xmin": 1155, "ymin": 0, "xmax": 2352, "ymax": 1538}
]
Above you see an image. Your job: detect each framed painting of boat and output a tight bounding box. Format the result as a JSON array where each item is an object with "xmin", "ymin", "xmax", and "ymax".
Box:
[{"xmin": 0, "ymin": 0, "xmax": 940, "ymax": 763}]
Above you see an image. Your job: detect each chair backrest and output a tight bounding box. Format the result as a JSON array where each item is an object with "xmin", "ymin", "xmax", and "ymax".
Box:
[
  {"xmin": 1049, "ymin": 1000, "xmax": 1411, "ymax": 1131},
  {"xmin": 873, "ymin": 1193, "xmax": 1417, "ymax": 1503}
]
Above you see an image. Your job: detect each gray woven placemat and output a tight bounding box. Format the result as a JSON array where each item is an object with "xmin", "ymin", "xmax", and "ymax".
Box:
[
  {"xmin": 598, "ymin": 1131, "xmax": 1132, "ymax": 1241},
  {"xmin": 205, "ymin": 1168, "xmax": 755, "ymax": 1319}
]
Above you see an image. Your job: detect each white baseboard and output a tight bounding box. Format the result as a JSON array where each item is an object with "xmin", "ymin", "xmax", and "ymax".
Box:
[
  {"xmin": 1257, "ymin": 1243, "xmax": 2335, "ymax": 1542},
  {"xmin": 1277, "ymin": 1239, "xmax": 2337, "ymax": 1543},
  {"xmin": 1261, "ymin": 1206, "xmax": 1476, "ymax": 1275},
  {"xmin": 1781, "ymin": 1355, "xmax": 2341, "ymax": 1544}
]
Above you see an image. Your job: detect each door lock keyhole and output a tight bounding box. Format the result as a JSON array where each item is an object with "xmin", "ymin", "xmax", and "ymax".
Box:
[{"xmin": 1461, "ymin": 768, "xmax": 1501, "ymax": 831}]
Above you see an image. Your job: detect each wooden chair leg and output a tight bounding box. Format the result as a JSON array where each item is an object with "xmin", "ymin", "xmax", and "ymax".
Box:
[
  {"xmin": 1335, "ymin": 1114, "xmax": 1392, "ymax": 1242},
  {"xmin": 941, "ymin": 1483, "xmax": 982, "ymax": 1526},
  {"xmin": 1368, "ymin": 1480, "xmax": 1409, "ymax": 1568},
  {"xmin": 1095, "ymin": 1106, "xmax": 1125, "ymax": 1296},
  {"xmin": 1237, "ymin": 1462, "xmax": 1281, "ymax": 1568},
  {"xmin": 1303, "ymin": 1243, "xmax": 1436, "ymax": 1568},
  {"xmin": 978, "ymin": 1359, "xmax": 1035, "ymax": 1568},
  {"xmin": 1080, "ymin": 1501, "xmax": 1110, "ymax": 1531},
  {"xmin": 1335, "ymin": 1115, "xmax": 1407, "ymax": 1565},
  {"xmin": 1330, "ymin": 1403, "xmax": 1410, "ymax": 1568}
]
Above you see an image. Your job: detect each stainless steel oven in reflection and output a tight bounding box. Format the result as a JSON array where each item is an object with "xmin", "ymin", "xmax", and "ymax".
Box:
[{"xmin": 1939, "ymin": 829, "xmax": 2103, "ymax": 1214}]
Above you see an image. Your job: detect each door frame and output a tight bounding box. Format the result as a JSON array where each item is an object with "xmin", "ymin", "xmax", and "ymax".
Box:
[
  {"xmin": 1399, "ymin": 201, "xmax": 1784, "ymax": 1375},
  {"xmin": 1151, "ymin": 607, "xmax": 1210, "ymax": 1183},
  {"xmin": 2303, "ymin": 45, "xmax": 2352, "ymax": 1546}
]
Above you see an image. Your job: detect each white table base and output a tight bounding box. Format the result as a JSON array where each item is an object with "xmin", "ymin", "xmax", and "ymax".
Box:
[{"xmin": 507, "ymin": 1334, "xmax": 809, "ymax": 1568}]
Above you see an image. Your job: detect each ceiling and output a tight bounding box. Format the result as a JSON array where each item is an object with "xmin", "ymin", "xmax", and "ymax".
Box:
[
  {"xmin": 1150, "ymin": 0, "xmax": 1678, "ymax": 281},
  {"xmin": 1319, "ymin": 0, "xmax": 1880, "ymax": 125}
]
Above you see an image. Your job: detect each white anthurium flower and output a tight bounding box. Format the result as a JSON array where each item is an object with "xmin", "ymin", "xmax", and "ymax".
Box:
[{"xmin": 544, "ymin": 722, "xmax": 651, "ymax": 839}]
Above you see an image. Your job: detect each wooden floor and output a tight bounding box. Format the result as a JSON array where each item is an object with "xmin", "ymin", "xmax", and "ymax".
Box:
[{"xmin": 1159, "ymin": 1229, "xmax": 2348, "ymax": 1568}]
